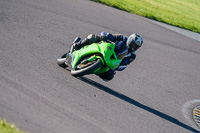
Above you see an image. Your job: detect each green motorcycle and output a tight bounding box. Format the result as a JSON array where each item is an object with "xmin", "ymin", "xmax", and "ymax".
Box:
[{"xmin": 57, "ymin": 41, "xmax": 124, "ymax": 77}]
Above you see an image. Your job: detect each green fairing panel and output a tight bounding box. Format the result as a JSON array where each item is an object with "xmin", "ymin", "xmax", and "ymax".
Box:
[
  {"xmin": 72, "ymin": 42, "xmax": 122, "ymax": 74},
  {"xmin": 72, "ymin": 43, "xmax": 101, "ymax": 68}
]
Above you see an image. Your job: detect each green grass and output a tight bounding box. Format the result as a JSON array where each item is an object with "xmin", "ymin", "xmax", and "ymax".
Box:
[
  {"xmin": 92, "ymin": 0, "xmax": 200, "ymax": 33},
  {"xmin": 0, "ymin": 118, "xmax": 25, "ymax": 133}
]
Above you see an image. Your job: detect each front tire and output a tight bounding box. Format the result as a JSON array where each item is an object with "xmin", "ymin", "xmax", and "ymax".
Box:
[
  {"xmin": 71, "ymin": 58, "xmax": 103, "ymax": 77},
  {"xmin": 57, "ymin": 53, "xmax": 68, "ymax": 68}
]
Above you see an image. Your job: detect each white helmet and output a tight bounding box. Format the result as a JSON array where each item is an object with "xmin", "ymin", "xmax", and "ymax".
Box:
[{"xmin": 126, "ymin": 33, "xmax": 143, "ymax": 52}]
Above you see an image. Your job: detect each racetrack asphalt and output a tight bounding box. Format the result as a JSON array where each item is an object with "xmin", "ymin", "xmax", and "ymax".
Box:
[{"xmin": 0, "ymin": 0, "xmax": 200, "ymax": 133}]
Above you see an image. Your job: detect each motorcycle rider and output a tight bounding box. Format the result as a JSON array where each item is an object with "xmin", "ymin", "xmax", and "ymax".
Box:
[{"xmin": 66, "ymin": 32, "xmax": 143, "ymax": 81}]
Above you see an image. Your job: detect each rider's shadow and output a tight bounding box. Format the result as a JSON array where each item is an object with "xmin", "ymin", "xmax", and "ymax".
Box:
[{"xmin": 78, "ymin": 76, "xmax": 200, "ymax": 133}]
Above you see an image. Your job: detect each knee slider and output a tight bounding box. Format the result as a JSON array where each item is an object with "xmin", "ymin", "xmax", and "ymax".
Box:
[
  {"xmin": 87, "ymin": 34, "xmax": 95, "ymax": 39},
  {"xmin": 87, "ymin": 34, "xmax": 100, "ymax": 44}
]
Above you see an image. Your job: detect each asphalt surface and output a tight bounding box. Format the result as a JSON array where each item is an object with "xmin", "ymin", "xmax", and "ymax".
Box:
[{"xmin": 0, "ymin": 0, "xmax": 200, "ymax": 133}]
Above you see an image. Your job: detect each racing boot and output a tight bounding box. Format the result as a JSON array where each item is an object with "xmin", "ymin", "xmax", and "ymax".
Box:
[
  {"xmin": 73, "ymin": 37, "xmax": 81, "ymax": 44},
  {"xmin": 96, "ymin": 69, "xmax": 115, "ymax": 82},
  {"xmin": 69, "ymin": 37, "xmax": 81, "ymax": 53},
  {"xmin": 70, "ymin": 37, "xmax": 92, "ymax": 53}
]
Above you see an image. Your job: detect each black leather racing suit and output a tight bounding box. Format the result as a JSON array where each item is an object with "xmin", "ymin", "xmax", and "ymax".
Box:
[{"xmin": 74, "ymin": 32, "xmax": 136, "ymax": 81}]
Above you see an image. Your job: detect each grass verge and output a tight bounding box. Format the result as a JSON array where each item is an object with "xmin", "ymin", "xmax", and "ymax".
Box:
[
  {"xmin": 0, "ymin": 118, "xmax": 24, "ymax": 133},
  {"xmin": 92, "ymin": 0, "xmax": 200, "ymax": 33}
]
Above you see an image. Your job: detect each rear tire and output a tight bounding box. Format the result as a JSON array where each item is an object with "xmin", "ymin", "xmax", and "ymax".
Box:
[
  {"xmin": 71, "ymin": 58, "xmax": 103, "ymax": 77},
  {"xmin": 57, "ymin": 53, "xmax": 68, "ymax": 68}
]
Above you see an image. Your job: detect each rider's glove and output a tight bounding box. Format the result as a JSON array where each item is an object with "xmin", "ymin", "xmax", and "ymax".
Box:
[
  {"xmin": 100, "ymin": 32, "xmax": 108, "ymax": 41},
  {"xmin": 100, "ymin": 32, "xmax": 115, "ymax": 42}
]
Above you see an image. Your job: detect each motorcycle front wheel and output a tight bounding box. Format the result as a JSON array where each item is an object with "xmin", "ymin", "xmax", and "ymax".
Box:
[
  {"xmin": 57, "ymin": 53, "xmax": 68, "ymax": 68},
  {"xmin": 71, "ymin": 58, "xmax": 103, "ymax": 77}
]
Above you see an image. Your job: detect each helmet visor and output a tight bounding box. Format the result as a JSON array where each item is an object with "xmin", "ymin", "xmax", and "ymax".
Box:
[{"xmin": 130, "ymin": 42, "xmax": 139, "ymax": 51}]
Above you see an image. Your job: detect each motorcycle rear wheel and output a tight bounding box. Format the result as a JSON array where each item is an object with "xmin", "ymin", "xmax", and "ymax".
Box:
[{"xmin": 71, "ymin": 58, "xmax": 103, "ymax": 77}]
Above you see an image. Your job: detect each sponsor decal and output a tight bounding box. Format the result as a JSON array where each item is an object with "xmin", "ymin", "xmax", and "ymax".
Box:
[
  {"xmin": 107, "ymin": 46, "xmax": 112, "ymax": 50},
  {"xmin": 114, "ymin": 62, "xmax": 118, "ymax": 68}
]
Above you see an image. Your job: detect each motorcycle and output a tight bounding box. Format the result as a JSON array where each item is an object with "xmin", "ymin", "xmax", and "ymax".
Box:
[{"xmin": 57, "ymin": 41, "xmax": 123, "ymax": 77}]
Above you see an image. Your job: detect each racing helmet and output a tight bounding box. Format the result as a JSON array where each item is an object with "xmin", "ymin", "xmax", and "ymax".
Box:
[{"xmin": 126, "ymin": 33, "xmax": 143, "ymax": 52}]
